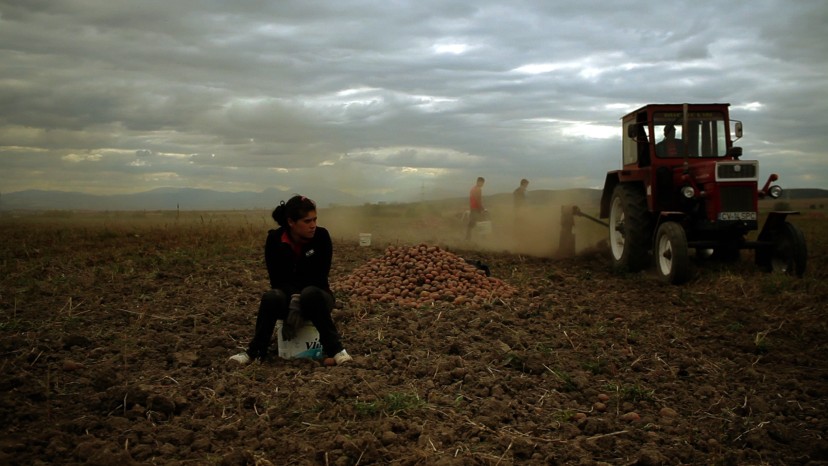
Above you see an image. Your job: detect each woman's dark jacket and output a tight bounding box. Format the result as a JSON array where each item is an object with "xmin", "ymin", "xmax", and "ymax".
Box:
[{"xmin": 264, "ymin": 226, "xmax": 333, "ymax": 297}]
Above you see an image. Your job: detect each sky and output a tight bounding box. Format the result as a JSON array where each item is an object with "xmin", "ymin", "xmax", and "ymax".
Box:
[{"xmin": 1, "ymin": 0, "xmax": 826, "ymax": 203}]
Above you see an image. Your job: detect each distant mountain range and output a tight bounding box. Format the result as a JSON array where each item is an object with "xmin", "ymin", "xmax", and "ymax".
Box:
[
  {"xmin": 0, "ymin": 187, "xmax": 368, "ymax": 211},
  {"xmin": 0, "ymin": 187, "xmax": 825, "ymax": 212}
]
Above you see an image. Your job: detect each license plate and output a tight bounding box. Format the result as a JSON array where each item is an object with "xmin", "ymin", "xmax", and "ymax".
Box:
[{"xmin": 718, "ymin": 212, "xmax": 757, "ymax": 221}]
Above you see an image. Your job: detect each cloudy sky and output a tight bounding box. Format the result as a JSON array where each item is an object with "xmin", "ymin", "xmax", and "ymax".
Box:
[{"xmin": 1, "ymin": 0, "xmax": 826, "ymax": 203}]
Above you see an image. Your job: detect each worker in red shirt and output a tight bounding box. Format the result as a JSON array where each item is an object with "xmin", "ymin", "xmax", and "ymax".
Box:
[{"xmin": 466, "ymin": 177, "xmax": 486, "ymax": 240}]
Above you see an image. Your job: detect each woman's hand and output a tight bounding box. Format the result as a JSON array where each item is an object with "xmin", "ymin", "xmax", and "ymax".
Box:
[{"xmin": 281, "ymin": 294, "xmax": 303, "ymax": 341}]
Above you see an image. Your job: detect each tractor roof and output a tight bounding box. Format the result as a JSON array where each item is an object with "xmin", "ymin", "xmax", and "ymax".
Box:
[{"xmin": 622, "ymin": 103, "xmax": 731, "ymax": 120}]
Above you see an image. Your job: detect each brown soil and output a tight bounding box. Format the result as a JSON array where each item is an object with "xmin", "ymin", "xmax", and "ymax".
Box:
[{"xmin": 1, "ymin": 214, "xmax": 826, "ymax": 465}]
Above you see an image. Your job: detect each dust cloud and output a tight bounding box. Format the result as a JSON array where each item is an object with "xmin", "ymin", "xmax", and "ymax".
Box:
[
  {"xmin": 481, "ymin": 195, "xmax": 608, "ymax": 257},
  {"xmin": 319, "ymin": 190, "xmax": 608, "ymax": 258}
]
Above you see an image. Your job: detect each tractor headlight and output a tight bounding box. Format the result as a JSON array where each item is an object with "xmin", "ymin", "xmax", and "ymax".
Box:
[
  {"xmin": 768, "ymin": 185, "xmax": 783, "ymax": 199},
  {"xmin": 681, "ymin": 185, "xmax": 696, "ymax": 199}
]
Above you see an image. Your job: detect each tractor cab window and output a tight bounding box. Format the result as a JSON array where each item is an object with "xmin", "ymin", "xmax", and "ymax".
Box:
[{"xmin": 653, "ymin": 112, "xmax": 728, "ymax": 158}]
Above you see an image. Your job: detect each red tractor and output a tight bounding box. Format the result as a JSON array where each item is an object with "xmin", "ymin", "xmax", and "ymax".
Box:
[{"xmin": 598, "ymin": 103, "xmax": 807, "ymax": 284}]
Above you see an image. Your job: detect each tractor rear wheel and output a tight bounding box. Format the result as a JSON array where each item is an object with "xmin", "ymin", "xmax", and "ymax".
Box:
[
  {"xmin": 609, "ymin": 184, "xmax": 651, "ymax": 272},
  {"xmin": 767, "ymin": 221, "xmax": 807, "ymax": 276},
  {"xmin": 655, "ymin": 221, "xmax": 690, "ymax": 284}
]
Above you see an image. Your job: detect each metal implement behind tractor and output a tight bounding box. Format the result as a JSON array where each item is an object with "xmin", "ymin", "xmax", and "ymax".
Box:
[{"xmin": 583, "ymin": 103, "xmax": 806, "ymax": 284}]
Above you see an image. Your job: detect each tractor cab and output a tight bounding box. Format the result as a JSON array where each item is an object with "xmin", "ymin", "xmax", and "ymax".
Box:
[{"xmin": 622, "ymin": 103, "xmax": 741, "ymax": 167}]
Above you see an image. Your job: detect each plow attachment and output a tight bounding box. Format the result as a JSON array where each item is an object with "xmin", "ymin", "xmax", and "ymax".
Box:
[{"xmin": 557, "ymin": 205, "xmax": 609, "ymax": 257}]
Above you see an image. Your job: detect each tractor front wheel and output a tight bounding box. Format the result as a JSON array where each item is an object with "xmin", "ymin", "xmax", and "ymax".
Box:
[{"xmin": 655, "ymin": 222, "xmax": 690, "ymax": 284}]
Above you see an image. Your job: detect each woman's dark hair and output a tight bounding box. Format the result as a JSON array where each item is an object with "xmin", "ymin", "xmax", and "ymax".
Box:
[{"xmin": 272, "ymin": 195, "xmax": 317, "ymax": 227}]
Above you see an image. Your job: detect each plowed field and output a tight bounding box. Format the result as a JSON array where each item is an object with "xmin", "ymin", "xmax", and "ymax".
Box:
[{"xmin": 1, "ymin": 207, "xmax": 826, "ymax": 465}]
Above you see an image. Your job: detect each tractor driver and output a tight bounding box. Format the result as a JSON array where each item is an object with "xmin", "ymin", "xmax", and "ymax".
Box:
[{"xmin": 656, "ymin": 124, "xmax": 686, "ymax": 158}]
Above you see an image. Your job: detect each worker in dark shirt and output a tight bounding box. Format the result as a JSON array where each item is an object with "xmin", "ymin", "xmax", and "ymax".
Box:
[{"xmin": 656, "ymin": 125, "xmax": 686, "ymax": 157}]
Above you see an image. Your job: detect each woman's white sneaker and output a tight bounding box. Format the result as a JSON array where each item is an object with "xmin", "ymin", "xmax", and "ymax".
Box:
[
  {"xmin": 333, "ymin": 349, "xmax": 352, "ymax": 365},
  {"xmin": 228, "ymin": 352, "xmax": 251, "ymax": 365}
]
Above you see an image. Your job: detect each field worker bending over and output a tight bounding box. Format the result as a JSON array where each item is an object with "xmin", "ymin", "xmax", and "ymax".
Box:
[{"xmin": 230, "ymin": 195, "xmax": 352, "ymax": 366}]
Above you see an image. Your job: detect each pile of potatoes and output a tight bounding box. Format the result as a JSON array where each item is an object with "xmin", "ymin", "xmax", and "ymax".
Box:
[{"xmin": 335, "ymin": 243, "xmax": 516, "ymax": 307}]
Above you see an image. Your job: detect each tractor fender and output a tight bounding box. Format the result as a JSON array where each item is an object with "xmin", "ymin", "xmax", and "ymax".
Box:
[
  {"xmin": 601, "ymin": 170, "xmax": 651, "ymax": 218},
  {"xmin": 656, "ymin": 211, "xmax": 687, "ymax": 225},
  {"xmin": 757, "ymin": 211, "xmax": 800, "ymax": 242},
  {"xmin": 599, "ymin": 172, "xmax": 620, "ymax": 219},
  {"xmin": 653, "ymin": 212, "xmax": 687, "ymax": 243}
]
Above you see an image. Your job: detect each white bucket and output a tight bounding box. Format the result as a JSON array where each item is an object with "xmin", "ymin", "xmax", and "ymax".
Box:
[
  {"xmin": 276, "ymin": 320, "xmax": 323, "ymax": 360},
  {"xmin": 475, "ymin": 220, "xmax": 493, "ymax": 236},
  {"xmin": 359, "ymin": 233, "xmax": 372, "ymax": 247}
]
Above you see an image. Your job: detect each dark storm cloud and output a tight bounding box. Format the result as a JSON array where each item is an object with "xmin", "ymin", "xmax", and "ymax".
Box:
[{"xmin": 0, "ymin": 0, "xmax": 826, "ymax": 199}]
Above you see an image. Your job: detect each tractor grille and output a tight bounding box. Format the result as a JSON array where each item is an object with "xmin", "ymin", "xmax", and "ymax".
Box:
[
  {"xmin": 717, "ymin": 162, "xmax": 757, "ymax": 181},
  {"xmin": 719, "ymin": 186, "xmax": 754, "ymax": 212}
]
